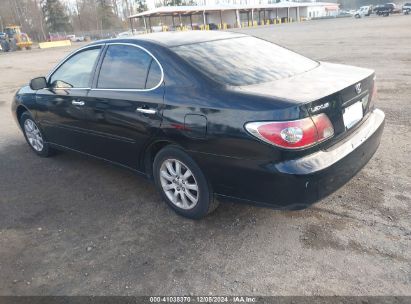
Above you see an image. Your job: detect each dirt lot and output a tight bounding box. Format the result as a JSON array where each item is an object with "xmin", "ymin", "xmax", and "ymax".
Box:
[{"xmin": 0, "ymin": 15, "xmax": 410, "ymax": 296}]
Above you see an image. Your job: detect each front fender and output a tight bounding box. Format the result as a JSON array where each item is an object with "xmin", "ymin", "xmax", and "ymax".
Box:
[{"xmin": 11, "ymin": 85, "xmax": 37, "ymax": 130}]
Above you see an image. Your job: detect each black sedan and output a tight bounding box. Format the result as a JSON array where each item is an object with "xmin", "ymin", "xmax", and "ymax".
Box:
[{"xmin": 12, "ymin": 31, "xmax": 385, "ymax": 219}]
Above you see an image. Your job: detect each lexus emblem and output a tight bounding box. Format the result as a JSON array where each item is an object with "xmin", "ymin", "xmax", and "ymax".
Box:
[{"xmin": 355, "ymin": 83, "xmax": 362, "ymax": 94}]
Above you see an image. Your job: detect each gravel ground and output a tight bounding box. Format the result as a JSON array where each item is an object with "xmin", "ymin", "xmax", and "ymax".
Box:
[{"xmin": 0, "ymin": 15, "xmax": 410, "ymax": 296}]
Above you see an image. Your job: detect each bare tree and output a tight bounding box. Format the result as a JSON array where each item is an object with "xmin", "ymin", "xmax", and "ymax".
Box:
[
  {"xmin": 0, "ymin": 0, "xmax": 128, "ymax": 41},
  {"xmin": 0, "ymin": 0, "xmax": 47, "ymax": 41}
]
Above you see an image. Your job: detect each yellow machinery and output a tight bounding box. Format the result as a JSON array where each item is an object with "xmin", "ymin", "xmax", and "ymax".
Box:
[{"xmin": 4, "ymin": 25, "xmax": 32, "ymax": 50}]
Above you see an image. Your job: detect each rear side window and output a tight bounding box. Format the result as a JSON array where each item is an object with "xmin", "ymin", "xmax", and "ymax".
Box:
[
  {"xmin": 97, "ymin": 45, "xmax": 156, "ymax": 89},
  {"xmin": 173, "ymin": 37, "xmax": 318, "ymax": 86},
  {"xmin": 145, "ymin": 59, "xmax": 162, "ymax": 89},
  {"xmin": 49, "ymin": 47, "xmax": 101, "ymax": 88}
]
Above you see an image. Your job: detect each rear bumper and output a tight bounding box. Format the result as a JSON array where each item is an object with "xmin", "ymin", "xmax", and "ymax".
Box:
[
  {"xmin": 275, "ymin": 109, "xmax": 385, "ymax": 175},
  {"xmin": 214, "ymin": 108, "xmax": 385, "ymax": 209}
]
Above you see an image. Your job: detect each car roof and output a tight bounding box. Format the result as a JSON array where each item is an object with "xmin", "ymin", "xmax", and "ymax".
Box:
[{"xmin": 97, "ymin": 31, "xmax": 247, "ymax": 48}]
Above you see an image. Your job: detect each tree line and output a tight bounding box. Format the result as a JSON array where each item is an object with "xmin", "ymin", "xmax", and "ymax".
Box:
[
  {"xmin": 156, "ymin": 0, "xmax": 197, "ymax": 6},
  {"xmin": 0, "ymin": 0, "xmax": 148, "ymax": 41}
]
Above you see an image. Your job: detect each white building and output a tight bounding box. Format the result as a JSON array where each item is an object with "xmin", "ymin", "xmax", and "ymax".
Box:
[
  {"xmin": 151, "ymin": 0, "xmax": 317, "ymax": 8},
  {"xmin": 130, "ymin": 2, "xmax": 339, "ymax": 32}
]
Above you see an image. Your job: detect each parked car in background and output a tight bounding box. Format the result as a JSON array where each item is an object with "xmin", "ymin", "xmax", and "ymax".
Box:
[
  {"xmin": 403, "ymin": 3, "xmax": 411, "ymax": 14},
  {"xmin": 337, "ymin": 10, "xmax": 353, "ymax": 17},
  {"xmin": 117, "ymin": 31, "xmax": 133, "ymax": 38},
  {"xmin": 0, "ymin": 32, "xmax": 8, "ymax": 52},
  {"xmin": 66, "ymin": 34, "xmax": 76, "ymax": 42},
  {"xmin": 387, "ymin": 3, "xmax": 402, "ymax": 13},
  {"xmin": 354, "ymin": 5, "xmax": 372, "ymax": 18},
  {"xmin": 66, "ymin": 34, "xmax": 85, "ymax": 42},
  {"xmin": 374, "ymin": 4, "xmax": 393, "ymax": 16},
  {"xmin": 208, "ymin": 23, "xmax": 219, "ymax": 30},
  {"xmin": 151, "ymin": 26, "xmax": 164, "ymax": 32},
  {"xmin": 12, "ymin": 32, "xmax": 385, "ymax": 219},
  {"xmin": 117, "ymin": 30, "xmax": 144, "ymax": 38},
  {"xmin": 375, "ymin": 3, "xmax": 402, "ymax": 15},
  {"xmin": 49, "ymin": 33, "xmax": 68, "ymax": 41}
]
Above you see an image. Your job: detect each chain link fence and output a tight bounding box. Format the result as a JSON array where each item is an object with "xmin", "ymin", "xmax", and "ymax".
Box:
[{"xmin": 48, "ymin": 28, "xmax": 128, "ymax": 42}]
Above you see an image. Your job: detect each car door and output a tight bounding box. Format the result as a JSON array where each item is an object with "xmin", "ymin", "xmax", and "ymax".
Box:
[
  {"xmin": 80, "ymin": 43, "xmax": 165, "ymax": 169},
  {"xmin": 35, "ymin": 45, "xmax": 103, "ymax": 151}
]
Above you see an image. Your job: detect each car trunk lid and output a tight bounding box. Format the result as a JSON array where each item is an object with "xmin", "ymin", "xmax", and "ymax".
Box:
[{"xmin": 235, "ymin": 61, "xmax": 376, "ymax": 148}]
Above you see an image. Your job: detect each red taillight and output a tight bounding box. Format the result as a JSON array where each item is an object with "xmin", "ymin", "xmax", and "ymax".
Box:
[
  {"xmin": 245, "ymin": 113, "xmax": 334, "ymax": 149},
  {"xmin": 311, "ymin": 114, "xmax": 335, "ymax": 141}
]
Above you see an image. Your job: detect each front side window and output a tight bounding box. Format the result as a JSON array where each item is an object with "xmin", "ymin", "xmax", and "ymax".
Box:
[
  {"xmin": 49, "ymin": 47, "xmax": 101, "ymax": 88},
  {"xmin": 97, "ymin": 45, "xmax": 158, "ymax": 89}
]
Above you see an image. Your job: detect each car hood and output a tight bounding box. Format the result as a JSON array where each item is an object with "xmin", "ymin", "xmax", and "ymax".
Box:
[{"xmin": 232, "ymin": 62, "xmax": 374, "ymax": 104}]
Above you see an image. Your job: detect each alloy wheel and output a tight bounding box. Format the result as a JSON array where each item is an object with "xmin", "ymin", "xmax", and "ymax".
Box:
[
  {"xmin": 159, "ymin": 159, "xmax": 199, "ymax": 210},
  {"xmin": 24, "ymin": 119, "xmax": 44, "ymax": 152}
]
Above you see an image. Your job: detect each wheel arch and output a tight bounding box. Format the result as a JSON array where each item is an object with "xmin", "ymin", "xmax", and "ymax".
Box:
[
  {"xmin": 15, "ymin": 105, "xmax": 32, "ymax": 128},
  {"xmin": 143, "ymin": 140, "xmax": 215, "ymax": 197},
  {"xmin": 143, "ymin": 139, "xmax": 183, "ymax": 179}
]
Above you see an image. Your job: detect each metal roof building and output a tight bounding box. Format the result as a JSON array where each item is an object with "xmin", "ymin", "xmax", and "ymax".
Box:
[{"xmin": 128, "ymin": 2, "xmax": 339, "ymax": 32}]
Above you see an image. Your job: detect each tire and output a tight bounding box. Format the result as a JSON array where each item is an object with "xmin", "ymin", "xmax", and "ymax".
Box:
[
  {"xmin": 153, "ymin": 146, "xmax": 219, "ymax": 219},
  {"xmin": 9, "ymin": 39, "xmax": 17, "ymax": 51},
  {"xmin": 20, "ymin": 112, "xmax": 55, "ymax": 157},
  {"xmin": 0, "ymin": 40, "xmax": 9, "ymax": 52},
  {"xmin": 4, "ymin": 40, "xmax": 9, "ymax": 52}
]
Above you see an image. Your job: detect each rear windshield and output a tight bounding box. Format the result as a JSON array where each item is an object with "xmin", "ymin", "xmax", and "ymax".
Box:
[{"xmin": 172, "ymin": 36, "xmax": 318, "ymax": 86}]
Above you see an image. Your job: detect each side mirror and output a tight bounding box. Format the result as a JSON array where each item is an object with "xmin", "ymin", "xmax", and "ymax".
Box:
[{"xmin": 30, "ymin": 77, "xmax": 47, "ymax": 90}]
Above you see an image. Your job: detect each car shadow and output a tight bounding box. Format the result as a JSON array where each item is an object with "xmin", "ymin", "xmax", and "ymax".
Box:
[
  {"xmin": 1, "ymin": 142, "xmax": 284, "ymax": 227},
  {"xmin": 1, "ymin": 141, "xmax": 404, "ymax": 295},
  {"xmin": 1, "ymin": 142, "xmax": 297, "ymax": 294}
]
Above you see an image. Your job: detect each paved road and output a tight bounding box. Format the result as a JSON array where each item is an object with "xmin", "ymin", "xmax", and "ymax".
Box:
[{"xmin": 0, "ymin": 15, "xmax": 410, "ymax": 295}]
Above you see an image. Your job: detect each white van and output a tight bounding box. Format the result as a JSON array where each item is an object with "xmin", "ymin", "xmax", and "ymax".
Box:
[{"xmin": 354, "ymin": 6, "xmax": 372, "ymax": 18}]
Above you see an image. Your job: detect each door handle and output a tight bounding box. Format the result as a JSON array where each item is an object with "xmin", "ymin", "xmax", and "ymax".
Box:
[
  {"xmin": 136, "ymin": 107, "xmax": 156, "ymax": 115},
  {"xmin": 72, "ymin": 100, "xmax": 85, "ymax": 106}
]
